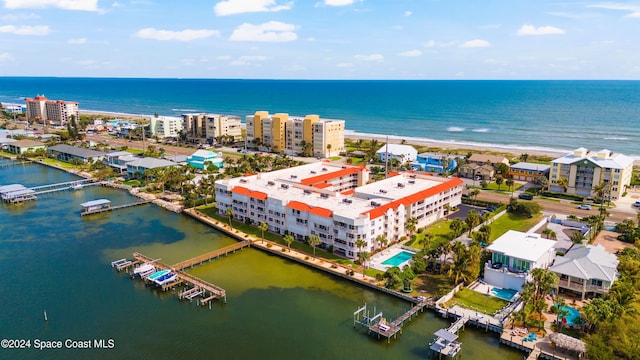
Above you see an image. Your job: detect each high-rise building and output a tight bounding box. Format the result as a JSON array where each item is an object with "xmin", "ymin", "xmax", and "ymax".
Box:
[
  {"xmin": 149, "ymin": 115, "xmax": 183, "ymax": 139},
  {"xmin": 25, "ymin": 95, "xmax": 79, "ymax": 125},
  {"xmin": 182, "ymin": 113, "xmax": 242, "ymax": 144}
]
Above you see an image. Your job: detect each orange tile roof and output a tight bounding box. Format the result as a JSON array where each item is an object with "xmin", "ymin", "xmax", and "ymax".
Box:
[
  {"xmin": 362, "ymin": 177, "xmax": 463, "ymax": 220},
  {"xmin": 314, "ymin": 183, "xmax": 332, "ymax": 189},
  {"xmin": 231, "ymin": 186, "xmax": 267, "ymax": 200},
  {"xmin": 286, "ymin": 201, "xmax": 333, "ymax": 218},
  {"xmin": 341, "ymin": 189, "xmax": 355, "ymax": 195},
  {"xmin": 300, "ymin": 167, "xmax": 361, "ymax": 186}
]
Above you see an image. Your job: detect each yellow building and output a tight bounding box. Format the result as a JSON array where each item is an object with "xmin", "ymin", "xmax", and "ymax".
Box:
[
  {"xmin": 247, "ymin": 111, "xmax": 344, "ymax": 157},
  {"xmin": 549, "ymin": 148, "xmax": 634, "ymax": 200}
]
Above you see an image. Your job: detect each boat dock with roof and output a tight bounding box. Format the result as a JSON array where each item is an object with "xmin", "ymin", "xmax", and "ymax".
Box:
[
  {"xmin": 353, "ymin": 297, "xmax": 433, "ymax": 342},
  {"xmin": 80, "ymin": 198, "xmax": 152, "ymax": 216},
  {"xmin": 0, "ymin": 179, "xmax": 98, "ymax": 203}
]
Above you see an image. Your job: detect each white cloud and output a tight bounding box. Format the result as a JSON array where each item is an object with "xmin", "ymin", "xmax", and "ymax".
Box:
[
  {"xmin": 324, "ymin": 0, "xmax": 354, "ymax": 6},
  {"xmin": 354, "ymin": 54, "xmax": 384, "ymax": 61},
  {"xmin": 517, "ymin": 24, "xmax": 565, "ymax": 36},
  {"xmin": 67, "ymin": 37, "xmax": 87, "ymax": 44},
  {"xmin": 0, "ymin": 25, "xmax": 50, "ymax": 35},
  {"xmin": 459, "ymin": 39, "xmax": 491, "ymax": 48},
  {"xmin": 0, "ymin": 52, "xmax": 14, "ymax": 61},
  {"xmin": 216, "ymin": 55, "xmax": 232, "ymax": 60},
  {"xmin": 0, "ymin": 13, "xmax": 40, "ymax": 21},
  {"xmin": 214, "ymin": 0, "xmax": 291, "ymax": 16},
  {"xmin": 404, "ymin": 11, "xmax": 412, "ymax": 17},
  {"xmin": 2, "ymin": 0, "xmax": 99, "ymax": 11},
  {"xmin": 336, "ymin": 62, "xmax": 354, "ymax": 67},
  {"xmin": 134, "ymin": 28, "xmax": 220, "ymax": 41},
  {"xmin": 229, "ymin": 21, "xmax": 297, "ymax": 42},
  {"xmin": 588, "ymin": 3, "xmax": 640, "ymax": 18},
  {"xmin": 239, "ymin": 55, "xmax": 267, "ymax": 61},
  {"xmin": 398, "ymin": 49, "xmax": 421, "ymax": 57},
  {"xmin": 112, "ymin": 1, "xmax": 122, "ymax": 7},
  {"xmin": 423, "ymin": 40, "xmax": 456, "ymax": 48}
]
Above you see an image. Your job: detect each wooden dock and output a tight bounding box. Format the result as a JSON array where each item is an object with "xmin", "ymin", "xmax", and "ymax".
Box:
[
  {"xmin": 81, "ymin": 200, "xmax": 152, "ymax": 216},
  {"xmin": 354, "ymin": 298, "xmax": 432, "ymax": 342},
  {"xmin": 171, "ymin": 240, "xmax": 251, "ymax": 271},
  {"xmin": 0, "ymin": 160, "xmax": 31, "ymax": 168},
  {"xmin": 132, "ymin": 252, "xmax": 227, "ymax": 304},
  {"xmin": 31, "ymin": 179, "xmax": 96, "ymax": 195}
]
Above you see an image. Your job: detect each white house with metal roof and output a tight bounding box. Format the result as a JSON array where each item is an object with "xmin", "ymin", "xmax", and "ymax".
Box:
[
  {"xmin": 549, "ymin": 244, "xmax": 618, "ymax": 300},
  {"xmin": 484, "ymin": 230, "xmax": 557, "ymax": 291},
  {"xmin": 548, "ymin": 148, "xmax": 634, "ymax": 200},
  {"xmin": 47, "ymin": 144, "xmax": 106, "ymax": 163},
  {"xmin": 376, "ymin": 144, "xmax": 417, "ymax": 164}
]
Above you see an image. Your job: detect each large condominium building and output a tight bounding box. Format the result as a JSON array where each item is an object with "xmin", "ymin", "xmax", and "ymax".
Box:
[
  {"xmin": 149, "ymin": 115, "xmax": 183, "ymax": 139},
  {"xmin": 215, "ymin": 163, "xmax": 463, "ymax": 259},
  {"xmin": 549, "ymin": 148, "xmax": 634, "ymax": 200},
  {"xmin": 25, "ymin": 95, "xmax": 79, "ymax": 125},
  {"xmin": 182, "ymin": 113, "xmax": 242, "ymax": 143},
  {"xmin": 246, "ymin": 111, "xmax": 345, "ymax": 157}
]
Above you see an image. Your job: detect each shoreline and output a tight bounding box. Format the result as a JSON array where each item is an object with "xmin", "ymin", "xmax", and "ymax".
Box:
[{"xmin": 77, "ymin": 108, "xmax": 565, "ymax": 158}]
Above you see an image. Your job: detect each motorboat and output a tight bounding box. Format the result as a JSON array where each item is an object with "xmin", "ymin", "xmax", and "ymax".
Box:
[
  {"xmin": 146, "ymin": 269, "xmax": 170, "ymax": 281},
  {"xmin": 153, "ymin": 272, "xmax": 178, "ymax": 286},
  {"xmin": 133, "ymin": 263, "xmax": 156, "ymax": 278}
]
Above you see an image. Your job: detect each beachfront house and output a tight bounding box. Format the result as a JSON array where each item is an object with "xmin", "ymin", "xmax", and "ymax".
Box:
[
  {"xmin": 47, "ymin": 144, "xmax": 106, "ymax": 163},
  {"xmin": 410, "ymin": 153, "xmax": 457, "ymax": 173},
  {"xmin": 6, "ymin": 139, "xmax": 46, "ymax": 154},
  {"xmin": 549, "ymin": 244, "xmax": 619, "ymax": 300},
  {"xmin": 187, "ymin": 150, "xmax": 224, "ymax": 170},
  {"xmin": 126, "ymin": 157, "xmax": 176, "ymax": 179},
  {"xmin": 548, "ymin": 148, "xmax": 633, "ymax": 200},
  {"xmin": 484, "ymin": 230, "xmax": 557, "ymax": 291},
  {"xmin": 376, "ymin": 144, "xmax": 417, "ymax": 164},
  {"xmin": 508, "ymin": 162, "xmax": 550, "ymax": 182},
  {"xmin": 457, "ymin": 163, "xmax": 495, "ymax": 181}
]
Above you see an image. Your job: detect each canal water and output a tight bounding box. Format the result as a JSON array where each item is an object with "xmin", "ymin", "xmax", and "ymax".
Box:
[{"xmin": 0, "ymin": 163, "xmax": 522, "ymax": 359}]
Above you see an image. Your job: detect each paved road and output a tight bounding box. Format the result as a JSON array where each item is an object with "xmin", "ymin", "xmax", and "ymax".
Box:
[{"xmin": 475, "ymin": 191, "xmax": 637, "ymax": 223}]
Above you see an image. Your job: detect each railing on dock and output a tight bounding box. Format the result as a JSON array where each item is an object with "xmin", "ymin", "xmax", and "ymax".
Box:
[{"xmin": 172, "ymin": 240, "xmax": 250, "ymax": 271}]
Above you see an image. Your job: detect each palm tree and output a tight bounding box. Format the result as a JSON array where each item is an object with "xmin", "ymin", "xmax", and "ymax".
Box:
[
  {"xmin": 495, "ymin": 175, "xmax": 504, "ymax": 190},
  {"xmin": 506, "ymin": 178, "xmax": 515, "ymax": 197},
  {"xmin": 225, "ymin": 208, "xmax": 234, "ymax": 227},
  {"xmin": 542, "ymin": 228, "xmax": 557, "ymax": 240},
  {"xmin": 258, "ymin": 222, "xmax": 269, "ymax": 244},
  {"xmin": 449, "ymin": 218, "xmax": 465, "ymax": 238},
  {"xmin": 556, "ymin": 177, "xmax": 569, "ymax": 192},
  {"xmin": 443, "ymin": 204, "xmax": 451, "ymax": 220},
  {"xmin": 375, "ymin": 234, "xmax": 388, "ymax": 249},
  {"xmin": 307, "ymin": 235, "xmax": 321, "ymax": 258},
  {"xmin": 420, "ymin": 232, "xmax": 435, "ymax": 251},
  {"xmin": 465, "ymin": 211, "xmax": 480, "ymax": 236},
  {"xmin": 469, "ymin": 189, "xmax": 480, "ymax": 200},
  {"xmin": 283, "ymin": 234, "xmax": 294, "ymax": 251},
  {"xmin": 519, "ymin": 153, "xmax": 529, "ymax": 162},
  {"xmin": 355, "ymin": 239, "xmax": 366, "ymax": 255},
  {"xmin": 405, "ymin": 217, "xmax": 418, "ymax": 241},
  {"xmin": 358, "ymin": 251, "xmax": 371, "ymax": 277},
  {"xmin": 326, "ymin": 143, "xmax": 332, "ymax": 157},
  {"xmin": 570, "ymin": 230, "xmax": 585, "ymax": 244}
]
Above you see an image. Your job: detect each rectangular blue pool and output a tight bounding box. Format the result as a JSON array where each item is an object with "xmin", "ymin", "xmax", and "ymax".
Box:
[
  {"xmin": 490, "ymin": 287, "xmax": 518, "ymax": 301},
  {"xmin": 381, "ymin": 251, "xmax": 414, "ymax": 266}
]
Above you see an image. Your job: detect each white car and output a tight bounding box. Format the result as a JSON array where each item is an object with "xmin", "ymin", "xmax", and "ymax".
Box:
[
  {"xmin": 576, "ymin": 204, "xmax": 592, "ymax": 210},
  {"xmin": 633, "ymin": 201, "xmax": 640, "ymax": 207}
]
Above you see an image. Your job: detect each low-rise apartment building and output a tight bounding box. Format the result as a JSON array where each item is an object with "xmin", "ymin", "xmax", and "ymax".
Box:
[
  {"xmin": 182, "ymin": 113, "xmax": 242, "ymax": 144},
  {"xmin": 215, "ymin": 163, "xmax": 463, "ymax": 259},
  {"xmin": 149, "ymin": 115, "xmax": 183, "ymax": 139},
  {"xmin": 508, "ymin": 162, "xmax": 550, "ymax": 182},
  {"xmin": 25, "ymin": 95, "xmax": 79, "ymax": 125},
  {"xmin": 246, "ymin": 111, "xmax": 344, "ymax": 158},
  {"xmin": 549, "ymin": 148, "xmax": 634, "ymax": 200}
]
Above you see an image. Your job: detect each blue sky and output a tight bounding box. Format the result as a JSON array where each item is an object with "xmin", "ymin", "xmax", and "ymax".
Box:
[{"xmin": 0, "ymin": 0, "xmax": 639, "ymax": 79}]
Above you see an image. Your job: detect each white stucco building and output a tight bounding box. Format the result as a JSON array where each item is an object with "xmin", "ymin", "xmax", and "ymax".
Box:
[
  {"xmin": 484, "ymin": 230, "xmax": 557, "ymax": 291},
  {"xmin": 376, "ymin": 144, "xmax": 418, "ymax": 164}
]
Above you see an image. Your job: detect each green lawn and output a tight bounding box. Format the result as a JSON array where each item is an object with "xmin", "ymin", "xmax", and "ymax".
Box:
[
  {"xmin": 407, "ymin": 220, "xmax": 452, "ymax": 251},
  {"xmin": 41, "ymin": 158, "xmax": 78, "ymax": 170},
  {"xmin": 484, "ymin": 182, "xmax": 522, "ymax": 192},
  {"xmin": 489, "ymin": 212, "xmax": 543, "ymax": 241},
  {"xmin": 448, "ymin": 288, "xmax": 508, "ymax": 314},
  {"xmin": 329, "ymin": 156, "xmax": 341, "ymax": 161},
  {"xmin": 411, "ymin": 274, "xmax": 455, "ymax": 298}
]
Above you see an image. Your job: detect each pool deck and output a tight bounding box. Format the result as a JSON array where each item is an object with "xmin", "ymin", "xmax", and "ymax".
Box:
[{"xmin": 368, "ymin": 245, "xmax": 416, "ymax": 272}]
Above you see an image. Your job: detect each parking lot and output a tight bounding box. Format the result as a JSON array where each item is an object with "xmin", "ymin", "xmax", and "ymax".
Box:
[{"xmin": 449, "ymin": 204, "xmax": 491, "ymax": 220}]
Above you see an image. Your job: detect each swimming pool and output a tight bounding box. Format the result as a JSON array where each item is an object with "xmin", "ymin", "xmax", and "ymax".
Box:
[
  {"xmin": 490, "ymin": 287, "xmax": 518, "ymax": 301},
  {"xmin": 381, "ymin": 251, "xmax": 415, "ymax": 267},
  {"xmin": 557, "ymin": 304, "xmax": 581, "ymax": 326}
]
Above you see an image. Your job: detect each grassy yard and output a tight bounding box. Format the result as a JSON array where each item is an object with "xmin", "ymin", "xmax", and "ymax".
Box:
[
  {"xmin": 483, "ymin": 182, "xmax": 522, "ymax": 192},
  {"xmin": 489, "ymin": 212, "xmax": 542, "ymax": 241},
  {"xmin": 410, "ymin": 274, "xmax": 455, "ymax": 298},
  {"xmin": 197, "ymin": 205, "xmax": 358, "ymax": 266},
  {"xmin": 329, "ymin": 156, "xmax": 341, "ymax": 161},
  {"xmin": 41, "ymin": 158, "xmax": 79, "ymax": 170},
  {"xmin": 447, "ymin": 288, "xmax": 508, "ymax": 314},
  {"xmin": 407, "ymin": 220, "xmax": 452, "ymax": 251}
]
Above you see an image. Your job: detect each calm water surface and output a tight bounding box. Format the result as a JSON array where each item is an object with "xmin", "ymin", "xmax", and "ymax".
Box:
[{"xmin": 0, "ymin": 163, "xmax": 522, "ymax": 359}]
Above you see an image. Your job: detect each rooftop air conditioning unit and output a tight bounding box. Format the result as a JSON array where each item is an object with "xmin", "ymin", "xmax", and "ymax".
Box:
[
  {"xmin": 304, "ymin": 189, "xmax": 312, "ymax": 195},
  {"xmin": 408, "ymin": 180, "xmax": 415, "ymax": 184},
  {"xmin": 267, "ymin": 181, "xmax": 275, "ymax": 186},
  {"xmin": 397, "ymin": 183, "xmax": 405, "ymax": 187},
  {"xmin": 380, "ymin": 189, "xmax": 387, "ymax": 193},
  {"xmin": 320, "ymin": 193, "xmax": 329, "ymax": 199},
  {"xmin": 281, "ymin": 184, "xmax": 289, "ymax": 189}
]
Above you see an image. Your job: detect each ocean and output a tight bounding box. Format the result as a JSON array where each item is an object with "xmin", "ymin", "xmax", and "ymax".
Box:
[
  {"xmin": 1, "ymin": 77, "xmax": 639, "ymax": 156},
  {"xmin": 0, "ymin": 163, "xmax": 523, "ymax": 360}
]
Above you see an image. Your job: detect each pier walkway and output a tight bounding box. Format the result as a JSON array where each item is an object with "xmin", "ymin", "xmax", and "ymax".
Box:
[
  {"xmin": 31, "ymin": 179, "xmax": 97, "ymax": 195},
  {"xmin": 354, "ymin": 298, "xmax": 433, "ymax": 342},
  {"xmin": 0, "ymin": 160, "xmax": 31, "ymax": 168},
  {"xmin": 81, "ymin": 199, "xmax": 152, "ymax": 216},
  {"xmin": 132, "ymin": 252, "xmax": 227, "ymax": 304},
  {"xmin": 172, "ymin": 240, "xmax": 251, "ymax": 271}
]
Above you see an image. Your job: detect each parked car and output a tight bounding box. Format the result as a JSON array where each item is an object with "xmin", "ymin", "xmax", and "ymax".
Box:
[
  {"xmin": 518, "ymin": 193, "xmax": 533, "ymax": 200},
  {"xmin": 576, "ymin": 204, "xmax": 592, "ymax": 210},
  {"xmin": 633, "ymin": 201, "xmax": 640, "ymax": 207}
]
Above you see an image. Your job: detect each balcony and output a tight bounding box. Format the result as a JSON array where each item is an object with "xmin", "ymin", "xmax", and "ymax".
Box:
[{"xmin": 558, "ymin": 279, "xmax": 608, "ymax": 293}]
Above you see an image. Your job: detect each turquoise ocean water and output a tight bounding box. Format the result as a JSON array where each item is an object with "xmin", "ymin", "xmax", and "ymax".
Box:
[{"xmin": 1, "ymin": 78, "xmax": 639, "ymax": 155}]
